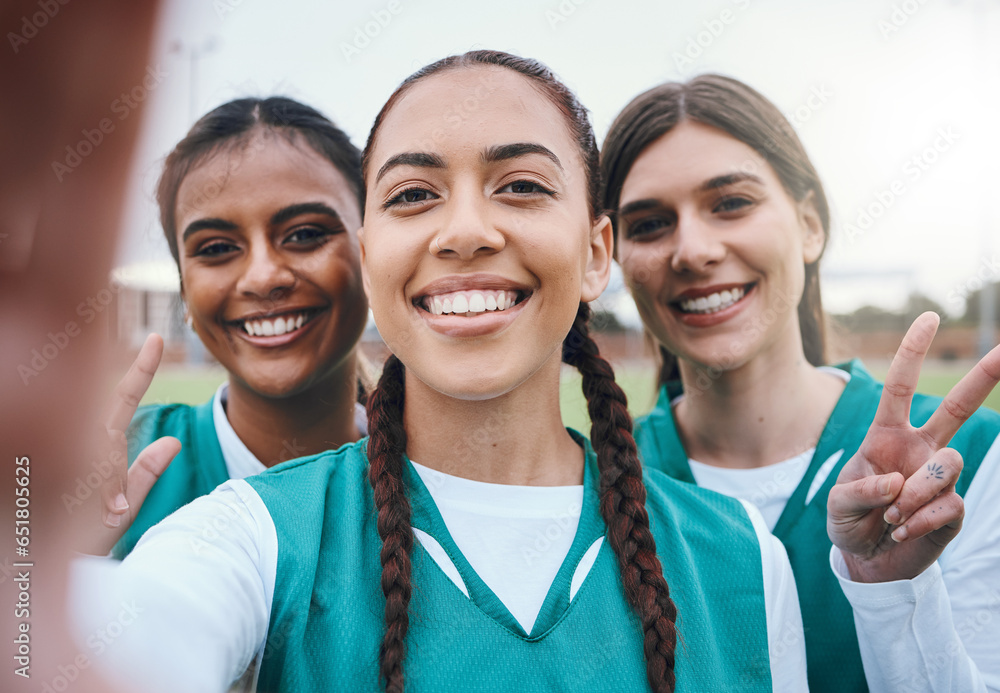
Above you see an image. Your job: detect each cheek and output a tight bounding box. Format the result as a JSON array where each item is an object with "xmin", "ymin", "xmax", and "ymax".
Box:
[
  {"xmin": 619, "ymin": 243, "xmax": 666, "ymax": 296},
  {"xmin": 320, "ymin": 247, "xmax": 365, "ymax": 292},
  {"xmin": 363, "ymin": 243, "xmax": 407, "ymax": 312},
  {"xmin": 749, "ymin": 227, "xmax": 805, "ymax": 286},
  {"xmin": 180, "ymin": 272, "xmax": 228, "ymax": 316}
]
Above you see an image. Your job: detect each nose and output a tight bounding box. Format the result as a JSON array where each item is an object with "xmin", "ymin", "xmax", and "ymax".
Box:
[
  {"xmin": 432, "ymin": 186, "xmax": 505, "ymax": 259},
  {"xmin": 236, "ymin": 240, "xmax": 296, "ymax": 301},
  {"xmin": 669, "ymin": 214, "xmax": 725, "ymax": 274}
]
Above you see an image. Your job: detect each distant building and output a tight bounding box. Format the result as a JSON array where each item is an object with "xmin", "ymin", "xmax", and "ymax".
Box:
[{"xmin": 110, "ymin": 260, "xmax": 190, "ymax": 363}]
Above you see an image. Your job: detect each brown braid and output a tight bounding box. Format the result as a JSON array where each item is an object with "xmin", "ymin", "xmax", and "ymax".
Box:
[
  {"xmin": 562, "ymin": 302, "xmax": 678, "ymax": 693},
  {"xmin": 361, "ymin": 49, "xmax": 677, "ymax": 693},
  {"xmin": 366, "ymin": 354, "xmax": 413, "ymax": 692}
]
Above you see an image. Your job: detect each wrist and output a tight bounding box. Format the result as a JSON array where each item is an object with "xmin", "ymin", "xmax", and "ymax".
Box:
[
  {"xmin": 839, "ymin": 549, "xmax": 923, "ymax": 583},
  {"xmin": 840, "ymin": 551, "xmax": 883, "ymax": 583}
]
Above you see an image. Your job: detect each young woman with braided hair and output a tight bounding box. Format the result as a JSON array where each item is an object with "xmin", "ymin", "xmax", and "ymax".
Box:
[
  {"xmin": 71, "ymin": 52, "xmax": 807, "ymax": 692},
  {"xmin": 601, "ymin": 74, "xmax": 1000, "ymax": 692}
]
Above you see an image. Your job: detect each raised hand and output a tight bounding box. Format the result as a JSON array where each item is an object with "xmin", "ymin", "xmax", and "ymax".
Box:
[
  {"xmin": 82, "ymin": 334, "xmax": 181, "ymax": 555},
  {"xmin": 827, "ymin": 312, "xmax": 1000, "ymax": 583}
]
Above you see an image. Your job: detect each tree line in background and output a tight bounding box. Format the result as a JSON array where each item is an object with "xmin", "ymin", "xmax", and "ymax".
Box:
[
  {"xmin": 585, "ymin": 282, "xmax": 1000, "ymax": 337},
  {"xmin": 833, "ymin": 282, "xmax": 999, "ymax": 333}
]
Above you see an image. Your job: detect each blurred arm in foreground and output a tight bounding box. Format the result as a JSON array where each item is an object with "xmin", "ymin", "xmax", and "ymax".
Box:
[{"xmin": 0, "ymin": 2, "xmax": 161, "ymax": 691}]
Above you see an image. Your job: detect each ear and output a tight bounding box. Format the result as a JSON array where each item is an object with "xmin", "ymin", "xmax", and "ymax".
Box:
[
  {"xmin": 797, "ymin": 190, "xmax": 825, "ymax": 264},
  {"xmin": 581, "ymin": 214, "xmax": 614, "ymax": 302},
  {"xmin": 178, "ymin": 271, "xmax": 188, "ymax": 315},
  {"xmin": 357, "ymin": 226, "xmax": 372, "ymax": 299}
]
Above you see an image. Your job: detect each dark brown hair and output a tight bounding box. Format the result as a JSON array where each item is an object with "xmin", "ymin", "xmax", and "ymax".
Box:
[
  {"xmin": 363, "ymin": 50, "xmax": 678, "ymax": 693},
  {"xmin": 600, "ymin": 75, "xmax": 830, "ymax": 385},
  {"xmin": 156, "ymin": 96, "xmax": 364, "ymax": 267}
]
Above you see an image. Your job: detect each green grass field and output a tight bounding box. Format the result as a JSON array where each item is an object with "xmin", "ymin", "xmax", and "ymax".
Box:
[{"xmin": 141, "ymin": 361, "xmax": 1000, "ymax": 435}]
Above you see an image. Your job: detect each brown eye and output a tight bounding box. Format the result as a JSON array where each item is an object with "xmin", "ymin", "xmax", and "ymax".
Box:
[
  {"xmin": 626, "ymin": 214, "xmax": 675, "ymax": 241},
  {"xmin": 286, "ymin": 226, "xmax": 332, "ymax": 245},
  {"xmin": 385, "ymin": 187, "xmax": 437, "ymax": 208},
  {"xmin": 499, "ymin": 180, "xmax": 553, "ymax": 195},
  {"xmin": 714, "ymin": 196, "xmax": 753, "ymax": 213},
  {"xmin": 194, "ymin": 240, "xmax": 238, "ymax": 257}
]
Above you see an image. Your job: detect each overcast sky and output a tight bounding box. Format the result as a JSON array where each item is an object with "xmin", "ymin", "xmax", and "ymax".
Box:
[{"xmin": 115, "ymin": 0, "xmax": 1000, "ymax": 321}]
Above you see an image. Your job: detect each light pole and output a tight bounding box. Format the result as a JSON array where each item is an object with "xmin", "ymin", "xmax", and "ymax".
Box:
[
  {"xmin": 967, "ymin": 0, "xmax": 997, "ymax": 357},
  {"xmin": 168, "ymin": 37, "xmax": 218, "ymax": 364},
  {"xmin": 169, "ymin": 37, "xmax": 218, "ymax": 123}
]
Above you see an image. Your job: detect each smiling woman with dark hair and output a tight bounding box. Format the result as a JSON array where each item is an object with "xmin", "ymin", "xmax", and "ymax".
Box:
[{"xmin": 99, "ymin": 97, "xmax": 372, "ymax": 559}]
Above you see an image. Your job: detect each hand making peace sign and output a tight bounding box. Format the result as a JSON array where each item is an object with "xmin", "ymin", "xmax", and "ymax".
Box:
[
  {"xmin": 828, "ymin": 312, "xmax": 1000, "ymax": 583},
  {"xmin": 81, "ymin": 334, "xmax": 181, "ymax": 556}
]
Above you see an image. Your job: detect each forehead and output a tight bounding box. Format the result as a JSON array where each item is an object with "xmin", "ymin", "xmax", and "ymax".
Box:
[
  {"xmin": 177, "ymin": 134, "xmax": 358, "ymax": 220},
  {"xmin": 621, "ymin": 120, "xmax": 780, "ymax": 200},
  {"xmin": 370, "ymin": 66, "xmax": 579, "ymax": 167}
]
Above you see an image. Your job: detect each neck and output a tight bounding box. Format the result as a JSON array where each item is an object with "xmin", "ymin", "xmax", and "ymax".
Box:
[
  {"xmin": 674, "ymin": 329, "xmax": 843, "ymax": 469},
  {"xmin": 403, "ymin": 355, "xmax": 584, "ymax": 486},
  {"xmin": 225, "ymin": 355, "xmax": 362, "ymax": 468}
]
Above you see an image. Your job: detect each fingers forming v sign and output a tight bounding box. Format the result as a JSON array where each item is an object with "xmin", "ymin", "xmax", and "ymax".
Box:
[
  {"xmin": 84, "ymin": 334, "xmax": 180, "ymax": 555},
  {"xmin": 828, "ymin": 312, "xmax": 1000, "ymax": 583}
]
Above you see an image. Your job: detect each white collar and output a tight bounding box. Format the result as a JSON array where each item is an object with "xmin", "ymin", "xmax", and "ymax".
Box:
[
  {"xmin": 212, "ymin": 383, "xmax": 267, "ymax": 480},
  {"xmin": 212, "ymin": 383, "xmax": 369, "ymax": 479}
]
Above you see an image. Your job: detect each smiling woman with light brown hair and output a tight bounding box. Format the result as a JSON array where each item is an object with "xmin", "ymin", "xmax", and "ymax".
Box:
[{"xmin": 601, "ymin": 73, "xmax": 1000, "ymax": 693}]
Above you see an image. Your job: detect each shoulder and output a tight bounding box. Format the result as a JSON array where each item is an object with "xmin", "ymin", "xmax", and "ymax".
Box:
[
  {"xmin": 245, "ymin": 439, "xmax": 375, "ymax": 573},
  {"xmin": 124, "ymin": 401, "xmax": 214, "ymax": 465},
  {"xmin": 252, "ymin": 438, "xmax": 368, "ymax": 482},
  {"xmin": 642, "ymin": 465, "xmax": 757, "ymax": 541},
  {"xmin": 633, "ymin": 385, "xmax": 690, "ymax": 477},
  {"xmin": 126, "ymin": 401, "xmax": 205, "ymax": 439},
  {"xmin": 642, "ymin": 467, "xmax": 771, "ymax": 622},
  {"xmin": 247, "ymin": 438, "xmax": 371, "ymax": 512},
  {"xmin": 634, "ymin": 383, "xmax": 676, "ymax": 433}
]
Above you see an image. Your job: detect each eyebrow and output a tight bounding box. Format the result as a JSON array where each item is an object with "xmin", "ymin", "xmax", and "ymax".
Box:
[
  {"xmin": 617, "ymin": 199, "xmax": 661, "ymax": 219},
  {"xmin": 483, "ymin": 142, "xmax": 562, "ymax": 169},
  {"xmin": 699, "ymin": 172, "xmax": 765, "ymax": 191},
  {"xmin": 181, "ymin": 217, "xmax": 238, "ymax": 242},
  {"xmin": 375, "ymin": 152, "xmax": 445, "ymax": 184},
  {"xmin": 617, "ymin": 172, "xmax": 767, "ymax": 218},
  {"xmin": 181, "ymin": 202, "xmax": 344, "ymax": 242},
  {"xmin": 270, "ymin": 202, "xmax": 344, "ymax": 227},
  {"xmin": 373, "ymin": 142, "xmax": 563, "ymax": 186}
]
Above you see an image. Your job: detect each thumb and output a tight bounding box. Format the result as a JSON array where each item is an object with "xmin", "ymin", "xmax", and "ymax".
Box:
[
  {"xmin": 828, "ymin": 472, "xmax": 905, "ymax": 523},
  {"xmin": 100, "ymin": 428, "xmax": 130, "ymax": 529},
  {"xmin": 124, "ymin": 436, "xmax": 182, "ymax": 515}
]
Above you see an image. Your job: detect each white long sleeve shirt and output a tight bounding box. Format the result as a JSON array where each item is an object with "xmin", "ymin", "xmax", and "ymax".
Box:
[{"xmin": 71, "ymin": 464, "xmax": 808, "ymax": 692}]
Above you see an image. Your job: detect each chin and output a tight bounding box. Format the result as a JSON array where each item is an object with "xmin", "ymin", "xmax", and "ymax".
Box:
[
  {"xmin": 431, "ymin": 377, "xmax": 515, "ymax": 402},
  {"xmin": 405, "ymin": 362, "xmax": 521, "ymax": 403},
  {"xmin": 674, "ymin": 343, "xmax": 756, "ymax": 380},
  {"xmin": 237, "ymin": 368, "xmax": 315, "ymax": 400}
]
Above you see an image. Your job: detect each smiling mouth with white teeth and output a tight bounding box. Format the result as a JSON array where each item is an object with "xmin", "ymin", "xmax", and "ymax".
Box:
[
  {"xmin": 675, "ymin": 285, "xmax": 751, "ymax": 315},
  {"xmin": 236, "ymin": 308, "xmax": 321, "ymax": 337},
  {"xmin": 419, "ymin": 289, "xmax": 526, "ymax": 316}
]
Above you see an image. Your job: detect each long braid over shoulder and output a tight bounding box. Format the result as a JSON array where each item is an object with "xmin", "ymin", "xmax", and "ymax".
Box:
[
  {"xmin": 366, "ymin": 354, "xmax": 413, "ymax": 692},
  {"xmin": 362, "ymin": 49, "xmax": 678, "ymax": 692},
  {"xmin": 562, "ymin": 302, "xmax": 678, "ymax": 693}
]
